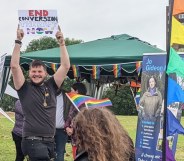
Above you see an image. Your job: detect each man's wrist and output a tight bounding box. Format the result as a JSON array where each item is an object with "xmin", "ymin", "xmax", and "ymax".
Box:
[
  {"xmin": 15, "ymin": 40, "xmax": 22, "ymax": 46},
  {"xmin": 59, "ymin": 42, "xmax": 65, "ymax": 46}
]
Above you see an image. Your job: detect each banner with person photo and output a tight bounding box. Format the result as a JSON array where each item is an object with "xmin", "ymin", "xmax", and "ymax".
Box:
[
  {"xmin": 135, "ymin": 53, "xmax": 166, "ymax": 160},
  {"xmin": 135, "ymin": 53, "xmax": 184, "ymax": 160}
]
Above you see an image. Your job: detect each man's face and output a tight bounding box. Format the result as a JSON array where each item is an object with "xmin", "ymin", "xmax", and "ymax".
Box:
[{"xmin": 29, "ymin": 66, "xmax": 47, "ymax": 85}]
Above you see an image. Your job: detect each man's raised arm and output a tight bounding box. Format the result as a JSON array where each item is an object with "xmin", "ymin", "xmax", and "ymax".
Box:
[
  {"xmin": 10, "ymin": 26, "xmax": 25, "ymax": 90},
  {"xmin": 54, "ymin": 26, "xmax": 70, "ymax": 88}
]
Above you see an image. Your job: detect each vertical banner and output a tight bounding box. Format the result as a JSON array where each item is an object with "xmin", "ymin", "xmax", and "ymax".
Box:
[
  {"xmin": 135, "ymin": 53, "xmax": 184, "ymax": 160},
  {"xmin": 0, "ymin": 53, "xmax": 7, "ymax": 94},
  {"xmin": 18, "ymin": 10, "xmax": 58, "ymax": 36},
  {"xmin": 135, "ymin": 53, "xmax": 166, "ymax": 161}
]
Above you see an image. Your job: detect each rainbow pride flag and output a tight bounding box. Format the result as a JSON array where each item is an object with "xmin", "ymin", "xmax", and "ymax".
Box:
[
  {"xmin": 65, "ymin": 92, "xmax": 95, "ymax": 109},
  {"xmin": 136, "ymin": 61, "xmax": 141, "ymax": 76},
  {"xmin": 51, "ymin": 63, "xmax": 60, "ymax": 72},
  {"xmin": 85, "ymin": 98, "xmax": 112, "ymax": 108},
  {"xmin": 72, "ymin": 65, "xmax": 80, "ymax": 78},
  {"xmin": 92, "ymin": 65, "xmax": 100, "ymax": 79},
  {"xmin": 113, "ymin": 64, "xmax": 122, "ymax": 78}
]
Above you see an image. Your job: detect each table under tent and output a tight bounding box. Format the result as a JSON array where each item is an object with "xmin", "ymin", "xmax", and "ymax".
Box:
[{"xmin": 1, "ymin": 34, "xmax": 164, "ymax": 100}]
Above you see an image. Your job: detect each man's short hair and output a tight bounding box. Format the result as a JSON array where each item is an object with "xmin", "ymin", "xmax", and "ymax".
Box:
[
  {"xmin": 29, "ymin": 60, "xmax": 47, "ymax": 71},
  {"xmin": 72, "ymin": 82, "xmax": 87, "ymax": 95}
]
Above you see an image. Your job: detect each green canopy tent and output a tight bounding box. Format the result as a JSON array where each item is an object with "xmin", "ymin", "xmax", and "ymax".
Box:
[{"xmin": 1, "ymin": 34, "xmax": 164, "ymax": 99}]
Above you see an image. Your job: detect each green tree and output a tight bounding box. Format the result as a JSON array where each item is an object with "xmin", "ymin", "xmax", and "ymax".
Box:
[
  {"xmin": 0, "ymin": 94, "xmax": 16, "ymax": 111},
  {"xmin": 103, "ymin": 85, "xmax": 137, "ymax": 115},
  {"xmin": 25, "ymin": 36, "xmax": 83, "ymax": 52},
  {"xmin": 62, "ymin": 78, "xmax": 76, "ymax": 92},
  {"xmin": 64, "ymin": 38, "xmax": 83, "ymax": 46}
]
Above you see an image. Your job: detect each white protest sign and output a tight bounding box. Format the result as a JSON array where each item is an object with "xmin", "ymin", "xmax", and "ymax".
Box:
[{"xmin": 18, "ymin": 10, "xmax": 58, "ymax": 36}]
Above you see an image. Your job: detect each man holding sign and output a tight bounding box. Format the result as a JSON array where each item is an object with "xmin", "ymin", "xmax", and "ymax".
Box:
[{"xmin": 10, "ymin": 25, "xmax": 70, "ymax": 160}]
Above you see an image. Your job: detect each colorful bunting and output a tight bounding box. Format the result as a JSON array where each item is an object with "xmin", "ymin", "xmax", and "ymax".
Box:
[
  {"xmin": 50, "ymin": 62, "xmax": 142, "ymax": 79},
  {"xmin": 167, "ymin": 109, "xmax": 184, "ymax": 136},
  {"xmin": 92, "ymin": 65, "xmax": 100, "ymax": 79},
  {"xmin": 72, "ymin": 65, "xmax": 80, "ymax": 78},
  {"xmin": 136, "ymin": 61, "xmax": 141, "ymax": 76},
  {"xmin": 51, "ymin": 63, "xmax": 60, "ymax": 72},
  {"xmin": 113, "ymin": 64, "xmax": 122, "ymax": 78},
  {"xmin": 85, "ymin": 98, "xmax": 112, "ymax": 108}
]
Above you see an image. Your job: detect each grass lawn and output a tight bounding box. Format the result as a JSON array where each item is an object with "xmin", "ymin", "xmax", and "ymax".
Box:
[{"xmin": 0, "ymin": 114, "xmax": 184, "ymax": 161}]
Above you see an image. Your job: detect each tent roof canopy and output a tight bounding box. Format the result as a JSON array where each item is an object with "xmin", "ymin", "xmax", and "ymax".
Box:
[{"xmin": 4, "ymin": 34, "xmax": 164, "ymax": 81}]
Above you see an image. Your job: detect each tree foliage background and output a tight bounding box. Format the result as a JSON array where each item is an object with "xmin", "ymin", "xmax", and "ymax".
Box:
[
  {"xmin": 25, "ymin": 36, "xmax": 83, "ymax": 52},
  {"xmin": 103, "ymin": 85, "xmax": 138, "ymax": 115}
]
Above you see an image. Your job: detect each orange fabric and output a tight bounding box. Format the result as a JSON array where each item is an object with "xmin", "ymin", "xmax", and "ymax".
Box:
[
  {"xmin": 173, "ymin": 0, "xmax": 184, "ymax": 15},
  {"xmin": 72, "ymin": 146, "xmax": 77, "ymax": 159},
  {"xmin": 131, "ymin": 81, "xmax": 136, "ymax": 87},
  {"xmin": 130, "ymin": 81, "xmax": 141, "ymax": 88}
]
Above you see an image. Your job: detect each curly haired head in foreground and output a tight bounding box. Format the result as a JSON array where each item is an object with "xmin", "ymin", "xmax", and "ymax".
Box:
[{"xmin": 73, "ymin": 108, "xmax": 135, "ymax": 161}]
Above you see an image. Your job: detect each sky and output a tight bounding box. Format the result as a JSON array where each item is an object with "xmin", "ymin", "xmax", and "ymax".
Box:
[{"xmin": 0, "ymin": 0, "xmax": 168, "ymax": 56}]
